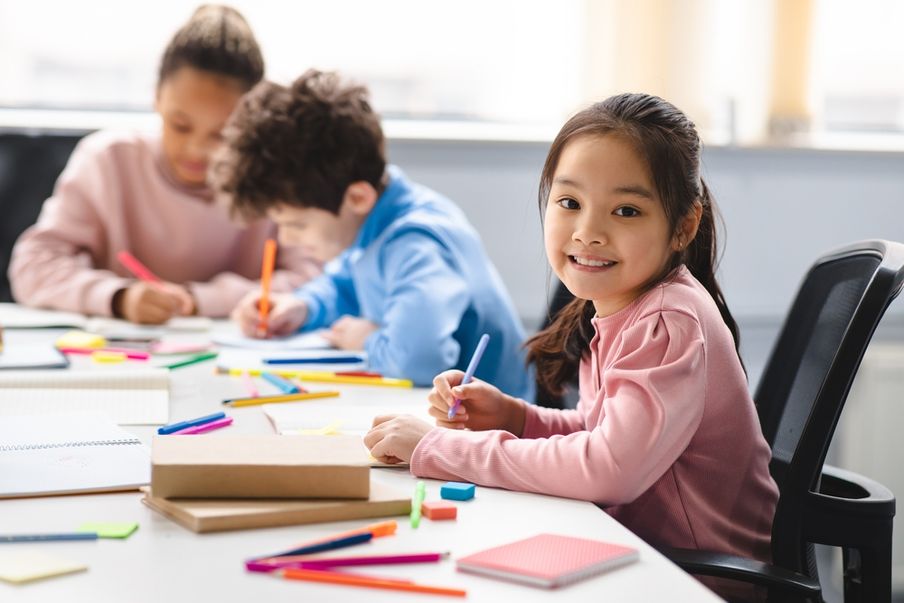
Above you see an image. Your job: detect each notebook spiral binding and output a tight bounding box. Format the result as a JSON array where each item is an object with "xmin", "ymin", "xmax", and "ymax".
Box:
[{"xmin": 1, "ymin": 438, "xmax": 142, "ymax": 452}]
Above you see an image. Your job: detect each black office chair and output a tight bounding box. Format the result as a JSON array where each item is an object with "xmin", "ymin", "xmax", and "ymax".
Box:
[
  {"xmin": 662, "ymin": 240, "xmax": 904, "ymax": 603},
  {"xmin": 0, "ymin": 130, "xmax": 88, "ymax": 302}
]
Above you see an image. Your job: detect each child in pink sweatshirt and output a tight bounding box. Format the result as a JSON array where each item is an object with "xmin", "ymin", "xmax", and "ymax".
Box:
[
  {"xmin": 365, "ymin": 94, "xmax": 778, "ymax": 583},
  {"xmin": 9, "ymin": 6, "xmax": 319, "ymax": 323}
]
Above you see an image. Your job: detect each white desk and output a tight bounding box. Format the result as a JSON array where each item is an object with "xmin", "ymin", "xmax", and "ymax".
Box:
[{"xmin": 0, "ymin": 324, "xmax": 722, "ymax": 602}]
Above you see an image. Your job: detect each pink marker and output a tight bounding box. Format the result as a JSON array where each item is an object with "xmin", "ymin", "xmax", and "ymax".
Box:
[
  {"xmin": 242, "ymin": 371, "xmax": 259, "ymax": 397},
  {"xmin": 172, "ymin": 416, "xmax": 233, "ymax": 435},
  {"xmin": 117, "ymin": 250, "xmax": 165, "ymax": 291},
  {"xmin": 59, "ymin": 347, "xmax": 150, "ymax": 361}
]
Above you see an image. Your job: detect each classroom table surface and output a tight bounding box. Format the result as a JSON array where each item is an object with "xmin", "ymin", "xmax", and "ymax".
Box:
[{"xmin": 0, "ymin": 321, "xmax": 723, "ymax": 602}]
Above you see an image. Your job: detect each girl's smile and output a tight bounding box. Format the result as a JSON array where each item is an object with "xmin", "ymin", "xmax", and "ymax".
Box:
[{"xmin": 568, "ymin": 254, "xmax": 617, "ymax": 271}]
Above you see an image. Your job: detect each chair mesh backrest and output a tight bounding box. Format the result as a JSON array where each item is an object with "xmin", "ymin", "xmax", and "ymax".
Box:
[
  {"xmin": 754, "ymin": 242, "xmax": 904, "ymax": 576},
  {"xmin": 762, "ymin": 255, "xmax": 878, "ymax": 469}
]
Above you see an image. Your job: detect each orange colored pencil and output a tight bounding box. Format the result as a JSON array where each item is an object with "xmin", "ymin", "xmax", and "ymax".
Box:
[
  {"xmin": 281, "ymin": 568, "xmax": 467, "ymax": 597},
  {"xmin": 256, "ymin": 238, "xmax": 278, "ymax": 337}
]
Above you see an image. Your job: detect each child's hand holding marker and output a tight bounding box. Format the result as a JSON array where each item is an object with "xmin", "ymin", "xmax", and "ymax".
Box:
[
  {"xmin": 363, "ymin": 333, "xmax": 530, "ymax": 463},
  {"xmin": 427, "ymin": 370, "xmax": 527, "ymax": 435},
  {"xmin": 231, "ymin": 291, "xmax": 307, "ymax": 338}
]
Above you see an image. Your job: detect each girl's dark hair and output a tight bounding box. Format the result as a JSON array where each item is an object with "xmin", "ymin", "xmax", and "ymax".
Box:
[
  {"xmin": 526, "ymin": 93, "xmax": 742, "ymax": 396},
  {"xmin": 212, "ymin": 69, "xmax": 386, "ymax": 217},
  {"xmin": 157, "ymin": 5, "xmax": 264, "ymax": 90}
]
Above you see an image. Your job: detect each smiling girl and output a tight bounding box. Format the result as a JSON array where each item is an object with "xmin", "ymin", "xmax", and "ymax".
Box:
[
  {"xmin": 364, "ymin": 94, "xmax": 778, "ymax": 591},
  {"xmin": 9, "ymin": 5, "xmax": 319, "ymax": 323}
]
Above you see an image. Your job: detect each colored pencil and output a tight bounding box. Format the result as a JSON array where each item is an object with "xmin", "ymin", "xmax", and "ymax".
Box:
[
  {"xmin": 256, "ymin": 239, "xmax": 277, "ymax": 338},
  {"xmin": 281, "ymin": 567, "xmax": 467, "ymax": 597},
  {"xmin": 448, "ymin": 333, "xmax": 490, "ymax": 419},
  {"xmin": 158, "ymin": 411, "xmax": 226, "ymax": 435},
  {"xmin": 0, "ymin": 532, "xmax": 98, "ymax": 543},
  {"xmin": 223, "ymin": 390, "xmax": 340, "ymax": 407},
  {"xmin": 162, "ymin": 351, "xmax": 218, "ymax": 370},
  {"xmin": 172, "ymin": 416, "xmax": 233, "ymax": 435}
]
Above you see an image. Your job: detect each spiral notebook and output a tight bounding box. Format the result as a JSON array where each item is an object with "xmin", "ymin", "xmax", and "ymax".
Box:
[
  {"xmin": 456, "ymin": 533, "xmax": 639, "ymax": 588},
  {"xmin": 0, "ymin": 412, "xmax": 150, "ymax": 498}
]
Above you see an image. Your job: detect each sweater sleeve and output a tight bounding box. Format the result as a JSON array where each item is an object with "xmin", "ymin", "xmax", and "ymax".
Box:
[
  {"xmin": 295, "ymin": 254, "xmax": 360, "ymax": 331},
  {"xmin": 409, "ymin": 310, "xmax": 707, "ymax": 505},
  {"xmin": 8, "ymin": 139, "xmax": 130, "ymax": 316},
  {"xmin": 363, "ymin": 231, "xmax": 470, "ymax": 385}
]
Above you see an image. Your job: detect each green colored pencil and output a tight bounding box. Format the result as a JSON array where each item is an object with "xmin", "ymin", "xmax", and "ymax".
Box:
[{"xmin": 161, "ymin": 351, "xmax": 218, "ymax": 370}]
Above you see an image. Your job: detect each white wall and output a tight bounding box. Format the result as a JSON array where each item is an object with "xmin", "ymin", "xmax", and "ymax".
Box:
[{"xmin": 388, "ymin": 139, "xmax": 904, "ymax": 325}]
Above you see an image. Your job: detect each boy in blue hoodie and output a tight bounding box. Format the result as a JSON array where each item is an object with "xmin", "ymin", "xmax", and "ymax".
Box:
[{"xmin": 217, "ymin": 69, "xmax": 532, "ymax": 398}]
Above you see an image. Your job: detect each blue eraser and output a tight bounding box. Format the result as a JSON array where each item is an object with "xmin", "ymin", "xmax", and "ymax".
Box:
[{"xmin": 441, "ymin": 482, "xmax": 475, "ymax": 501}]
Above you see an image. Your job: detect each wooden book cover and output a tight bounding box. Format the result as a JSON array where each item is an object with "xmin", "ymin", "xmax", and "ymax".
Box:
[
  {"xmin": 151, "ymin": 434, "xmax": 370, "ymax": 499},
  {"xmin": 141, "ymin": 481, "xmax": 411, "ymax": 533}
]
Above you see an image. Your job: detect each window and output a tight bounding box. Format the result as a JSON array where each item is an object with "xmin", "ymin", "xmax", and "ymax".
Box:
[{"xmin": 0, "ymin": 0, "xmax": 584, "ymax": 126}]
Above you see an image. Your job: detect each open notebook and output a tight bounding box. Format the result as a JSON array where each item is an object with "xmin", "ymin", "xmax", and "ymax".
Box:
[
  {"xmin": 263, "ymin": 399, "xmax": 432, "ymax": 437},
  {"xmin": 0, "ymin": 369, "xmax": 169, "ymax": 424},
  {"xmin": 0, "ymin": 412, "xmax": 150, "ymax": 498},
  {"xmin": 211, "ymin": 327, "xmax": 332, "ymax": 350},
  {"xmin": 0, "ymin": 303, "xmax": 210, "ymax": 334}
]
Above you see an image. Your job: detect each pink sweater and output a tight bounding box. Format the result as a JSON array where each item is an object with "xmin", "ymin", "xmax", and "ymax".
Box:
[
  {"xmin": 9, "ymin": 130, "xmax": 321, "ymax": 317},
  {"xmin": 411, "ymin": 266, "xmax": 778, "ymax": 561}
]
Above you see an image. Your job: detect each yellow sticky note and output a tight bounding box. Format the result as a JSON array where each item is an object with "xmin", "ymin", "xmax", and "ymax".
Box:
[
  {"xmin": 91, "ymin": 351, "xmax": 126, "ymax": 364},
  {"xmin": 0, "ymin": 551, "xmax": 87, "ymax": 584},
  {"xmin": 77, "ymin": 522, "xmax": 138, "ymax": 539},
  {"xmin": 55, "ymin": 330, "xmax": 106, "ymax": 350}
]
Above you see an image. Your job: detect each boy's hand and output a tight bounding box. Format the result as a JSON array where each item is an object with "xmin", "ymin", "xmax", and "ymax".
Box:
[
  {"xmin": 114, "ymin": 282, "xmax": 193, "ymax": 324},
  {"xmin": 324, "ymin": 315, "xmax": 378, "ymax": 350},
  {"xmin": 364, "ymin": 414, "xmax": 434, "ymax": 464},
  {"xmin": 231, "ymin": 291, "xmax": 307, "ymax": 338},
  {"xmin": 428, "ymin": 370, "xmax": 527, "ymax": 435}
]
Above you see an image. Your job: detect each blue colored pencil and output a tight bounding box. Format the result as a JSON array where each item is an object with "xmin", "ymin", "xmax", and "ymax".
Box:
[
  {"xmin": 0, "ymin": 532, "xmax": 99, "ymax": 543},
  {"xmin": 261, "ymin": 371, "xmax": 300, "ymax": 394},
  {"xmin": 158, "ymin": 411, "xmax": 226, "ymax": 435}
]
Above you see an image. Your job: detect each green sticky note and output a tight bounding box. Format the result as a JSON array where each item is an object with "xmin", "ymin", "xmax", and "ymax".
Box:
[{"xmin": 77, "ymin": 522, "xmax": 138, "ymax": 539}]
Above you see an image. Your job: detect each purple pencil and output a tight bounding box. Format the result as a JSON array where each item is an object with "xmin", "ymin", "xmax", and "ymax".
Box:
[{"xmin": 246, "ymin": 552, "xmax": 448, "ymax": 573}]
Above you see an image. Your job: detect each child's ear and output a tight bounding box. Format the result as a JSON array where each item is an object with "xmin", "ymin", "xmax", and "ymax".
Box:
[
  {"xmin": 673, "ymin": 201, "xmax": 703, "ymax": 251},
  {"xmin": 343, "ymin": 182, "xmax": 379, "ymax": 216}
]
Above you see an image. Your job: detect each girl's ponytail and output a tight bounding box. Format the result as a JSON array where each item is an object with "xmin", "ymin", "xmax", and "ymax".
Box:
[
  {"xmin": 527, "ymin": 297, "xmax": 595, "ymax": 397},
  {"xmin": 683, "ymin": 180, "xmax": 743, "ymax": 361}
]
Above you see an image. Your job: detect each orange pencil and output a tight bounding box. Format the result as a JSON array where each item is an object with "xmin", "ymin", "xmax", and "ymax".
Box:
[
  {"xmin": 281, "ymin": 568, "xmax": 467, "ymax": 597},
  {"xmin": 257, "ymin": 238, "xmax": 278, "ymax": 337}
]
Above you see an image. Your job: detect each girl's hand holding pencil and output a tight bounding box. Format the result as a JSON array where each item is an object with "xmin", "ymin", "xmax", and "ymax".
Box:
[{"xmin": 427, "ymin": 370, "xmax": 527, "ymax": 435}]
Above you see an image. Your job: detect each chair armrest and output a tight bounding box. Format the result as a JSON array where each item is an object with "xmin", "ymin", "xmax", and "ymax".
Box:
[
  {"xmin": 819, "ymin": 464, "xmax": 895, "ymax": 510},
  {"xmin": 658, "ymin": 547, "xmax": 821, "ymax": 597},
  {"xmin": 802, "ymin": 464, "xmax": 896, "ymax": 546}
]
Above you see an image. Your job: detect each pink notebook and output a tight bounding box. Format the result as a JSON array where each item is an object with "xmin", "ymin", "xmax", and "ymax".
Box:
[{"xmin": 456, "ymin": 533, "xmax": 638, "ymax": 588}]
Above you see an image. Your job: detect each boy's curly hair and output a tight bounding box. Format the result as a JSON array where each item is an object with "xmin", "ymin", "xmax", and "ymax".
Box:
[{"xmin": 212, "ymin": 69, "xmax": 386, "ymax": 217}]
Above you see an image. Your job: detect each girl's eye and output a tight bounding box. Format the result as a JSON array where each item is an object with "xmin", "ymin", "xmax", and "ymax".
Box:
[
  {"xmin": 556, "ymin": 197, "xmax": 580, "ymax": 210},
  {"xmin": 614, "ymin": 206, "xmax": 640, "ymax": 217},
  {"xmin": 170, "ymin": 123, "xmax": 191, "ymax": 134}
]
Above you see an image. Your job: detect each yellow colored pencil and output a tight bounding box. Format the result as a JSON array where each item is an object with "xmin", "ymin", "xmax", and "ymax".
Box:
[
  {"xmin": 223, "ymin": 368, "xmax": 413, "ymax": 388},
  {"xmin": 223, "ymin": 390, "xmax": 340, "ymax": 407}
]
